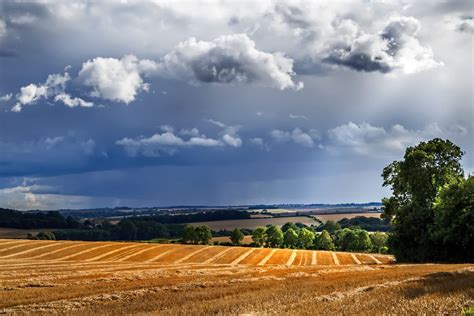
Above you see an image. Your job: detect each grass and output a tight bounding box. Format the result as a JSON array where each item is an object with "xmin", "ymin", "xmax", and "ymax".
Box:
[{"xmin": 0, "ymin": 239, "xmax": 472, "ymax": 314}]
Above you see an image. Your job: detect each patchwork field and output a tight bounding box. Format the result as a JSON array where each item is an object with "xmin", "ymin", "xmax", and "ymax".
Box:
[
  {"xmin": 189, "ymin": 213, "xmax": 382, "ymax": 230},
  {"xmin": 188, "ymin": 216, "xmax": 321, "ymax": 230},
  {"xmin": 0, "ymin": 239, "xmax": 472, "ymax": 314}
]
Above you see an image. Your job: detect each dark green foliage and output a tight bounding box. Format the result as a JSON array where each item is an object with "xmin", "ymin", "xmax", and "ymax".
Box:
[
  {"xmin": 36, "ymin": 231, "xmax": 56, "ymax": 240},
  {"xmin": 252, "ymin": 227, "xmax": 267, "ymax": 247},
  {"xmin": 230, "ymin": 228, "xmax": 244, "ymax": 245},
  {"xmin": 335, "ymin": 228, "xmax": 372, "ymax": 252},
  {"xmin": 429, "ymin": 176, "xmax": 474, "ymax": 262},
  {"xmin": 118, "ymin": 220, "xmax": 138, "ymax": 240},
  {"xmin": 370, "ymin": 232, "xmax": 389, "ymax": 253},
  {"xmin": 382, "ymin": 138, "xmax": 470, "ymax": 262},
  {"xmin": 265, "ymin": 225, "xmax": 283, "ymax": 248},
  {"xmin": 143, "ymin": 210, "xmax": 250, "ymax": 224},
  {"xmin": 314, "ymin": 230, "xmax": 335, "ymax": 250},
  {"xmin": 211, "ymin": 228, "xmax": 253, "ymax": 237},
  {"xmin": 297, "ymin": 228, "xmax": 315, "ymax": 249},
  {"xmin": 181, "ymin": 225, "xmax": 212, "ymax": 244},
  {"xmin": 0, "ymin": 209, "xmax": 80, "ymax": 229},
  {"xmin": 194, "ymin": 225, "xmax": 212, "ymax": 244},
  {"xmin": 338, "ymin": 216, "xmax": 391, "ymax": 232},
  {"xmin": 281, "ymin": 222, "xmax": 298, "ymax": 232},
  {"xmin": 54, "ymin": 229, "xmax": 112, "ymax": 241},
  {"xmin": 283, "ymin": 228, "xmax": 298, "ymax": 248},
  {"xmin": 54, "ymin": 218, "xmax": 184, "ymax": 241},
  {"xmin": 316, "ymin": 220, "xmax": 341, "ymax": 233},
  {"xmin": 182, "ymin": 225, "xmax": 197, "ymax": 244}
]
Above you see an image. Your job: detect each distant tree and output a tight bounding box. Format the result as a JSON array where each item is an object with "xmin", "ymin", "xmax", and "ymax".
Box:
[
  {"xmin": 36, "ymin": 232, "xmax": 56, "ymax": 240},
  {"xmin": 83, "ymin": 219, "xmax": 94, "ymax": 228},
  {"xmin": 265, "ymin": 225, "xmax": 283, "ymax": 248},
  {"xmin": 281, "ymin": 222, "xmax": 298, "ymax": 232},
  {"xmin": 182, "ymin": 225, "xmax": 196, "ymax": 244},
  {"xmin": 252, "ymin": 227, "xmax": 267, "ymax": 247},
  {"xmin": 317, "ymin": 220, "xmax": 341, "ymax": 233},
  {"xmin": 100, "ymin": 220, "xmax": 113, "ymax": 230},
  {"xmin": 370, "ymin": 232, "xmax": 388, "ymax": 253},
  {"xmin": 382, "ymin": 138, "xmax": 465, "ymax": 262},
  {"xmin": 283, "ymin": 228, "xmax": 298, "ymax": 248},
  {"xmin": 314, "ymin": 230, "xmax": 335, "ymax": 250},
  {"xmin": 118, "ymin": 220, "xmax": 138, "ymax": 240},
  {"xmin": 66, "ymin": 216, "xmax": 80, "ymax": 229},
  {"xmin": 194, "ymin": 225, "xmax": 212, "ymax": 244},
  {"xmin": 297, "ymin": 228, "xmax": 315, "ymax": 249},
  {"xmin": 336, "ymin": 228, "xmax": 372, "ymax": 252},
  {"xmin": 230, "ymin": 228, "xmax": 244, "ymax": 245}
]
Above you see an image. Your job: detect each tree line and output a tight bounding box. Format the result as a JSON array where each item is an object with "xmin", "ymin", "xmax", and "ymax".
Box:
[
  {"xmin": 0, "ymin": 209, "xmax": 81, "ymax": 229},
  {"xmin": 180, "ymin": 222, "xmax": 388, "ymax": 254}
]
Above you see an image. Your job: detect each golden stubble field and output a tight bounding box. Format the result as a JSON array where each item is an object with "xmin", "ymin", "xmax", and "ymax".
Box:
[{"xmin": 0, "ymin": 239, "xmax": 472, "ymax": 315}]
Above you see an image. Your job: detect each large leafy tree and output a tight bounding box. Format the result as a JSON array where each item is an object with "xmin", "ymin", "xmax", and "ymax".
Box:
[
  {"xmin": 284, "ymin": 228, "xmax": 298, "ymax": 248},
  {"xmin": 252, "ymin": 227, "xmax": 267, "ymax": 247},
  {"xmin": 370, "ymin": 232, "xmax": 388, "ymax": 253},
  {"xmin": 430, "ymin": 176, "xmax": 474, "ymax": 261},
  {"xmin": 281, "ymin": 222, "xmax": 298, "ymax": 232},
  {"xmin": 230, "ymin": 228, "xmax": 244, "ymax": 245},
  {"xmin": 382, "ymin": 138, "xmax": 464, "ymax": 262},
  {"xmin": 297, "ymin": 228, "xmax": 315, "ymax": 249},
  {"xmin": 314, "ymin": 230, "xmax": 335, "ymax": 250},
  {"xmin": 265, "ymin": 225, "xmax": 284, "ymax": 248},
  {"xmin": 194, "ymin": 225, "xmax": 212, "ymax": 245},
  {"xmin": 335, "ymin": 228, "xmax": 372, "ymax": 252},
  {"xmin": 182, "ymin": 225, "xmax": 197, "ymax": 244}
]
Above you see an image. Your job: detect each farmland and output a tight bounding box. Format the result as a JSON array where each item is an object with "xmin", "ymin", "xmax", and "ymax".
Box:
[
  {"xmin": 314, "ymin": 212, "xmax": 381, "ymax": 222},
  {"xmin": 0, "ymin": 228, "xmax": 52, "ymax": 239},
  {"xmin": 188, "ymin": 216, "xmax": 320, "ymax": 230},
  {"xmin": 0, "ymin": 239, "xmax": 472, "ymax": 314},
  {"xmin": 188, "ymin": 212, "xmax": 382, "ymax": 231}
]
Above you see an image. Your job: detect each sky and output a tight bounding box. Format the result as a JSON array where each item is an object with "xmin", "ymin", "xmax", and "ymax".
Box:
[{"xmin": 0, "ymin": 0, "xmax": 473, "ymax": 210}]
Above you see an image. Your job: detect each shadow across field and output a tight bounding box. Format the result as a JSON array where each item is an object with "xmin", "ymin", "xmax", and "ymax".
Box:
[{"xmin": 401, "ymin": 267, "xmax": 474, "ymax": 300}]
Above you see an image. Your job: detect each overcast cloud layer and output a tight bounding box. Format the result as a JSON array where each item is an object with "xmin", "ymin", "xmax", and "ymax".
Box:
[{"xmin": 0, "ymin": 0, "xmax": 473, "ymax": 209}]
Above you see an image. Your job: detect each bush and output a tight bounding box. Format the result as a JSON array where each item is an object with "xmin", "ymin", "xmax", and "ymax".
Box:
[{"xmin": 36, "ymin": 231, "xmax": 56, "ymax": 240}]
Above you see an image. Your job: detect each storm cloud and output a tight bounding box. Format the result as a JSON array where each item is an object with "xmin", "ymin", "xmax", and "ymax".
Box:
[{"xmin": 0, "ymin": 0, "xmax": 472, "ymax": 209}]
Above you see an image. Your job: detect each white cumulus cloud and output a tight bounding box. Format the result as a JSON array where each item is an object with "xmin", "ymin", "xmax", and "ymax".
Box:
[
  {"xmin": 327, "ymin": 121, "xmax": 466, "ymax": 156},
  {"xmin": 116, "ymin": 129, "xmax": 226, "ymax": 157},
  {"xmin": 159, "ymin": 34, "xmax": 303, "ymax": 90},
  {"xmin": 78, "ymin": 54, "xmax": 158, "ymax": 104},
  {"xmin": 0, "ymin": 93, "xmax": 12, "ymax": 101},
  {"xmin": 270, "ymin": 128, "xmax": 316, "ymax": 148},
  {"xmin": 222, "ymin": 134, "xmax": 242, "ymax": 147},
  {"xmin": 54, "ymin": 93, "xmax": 93, "ymax": 108},
  {"xmin": 11, "ymin": 72, "xmax": 70, "ymax": 112}
]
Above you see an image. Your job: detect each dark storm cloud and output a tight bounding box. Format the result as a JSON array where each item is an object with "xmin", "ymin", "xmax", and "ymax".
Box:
[
  {"xmin": 323, "ymin": 17, "xmax": 441, "ymax": 74},
  {"xmin": 323, "ymin": 52, "xmax": 392, "ymax": 73},
  {"xmin": 456, "ymin": 16, "xmax": 474, "ymax": 33},
  {"xmin": 0, "ymin": 1, "xmax": 472, "ymax": 209}
]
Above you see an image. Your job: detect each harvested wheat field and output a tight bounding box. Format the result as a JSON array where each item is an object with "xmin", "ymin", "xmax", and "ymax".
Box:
[{"xmin": 1, "ymin": 239, "xmax": 473, "ymax": 315}]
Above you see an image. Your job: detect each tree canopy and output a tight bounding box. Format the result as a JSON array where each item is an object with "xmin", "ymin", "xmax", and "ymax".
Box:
[
  {"xmin": 382, "ymin": 138, "xmax": 472, "ymax": 262},
  {"xmin": 230, "ymin": 228, "xmax": 244, "ymax": 245}
]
